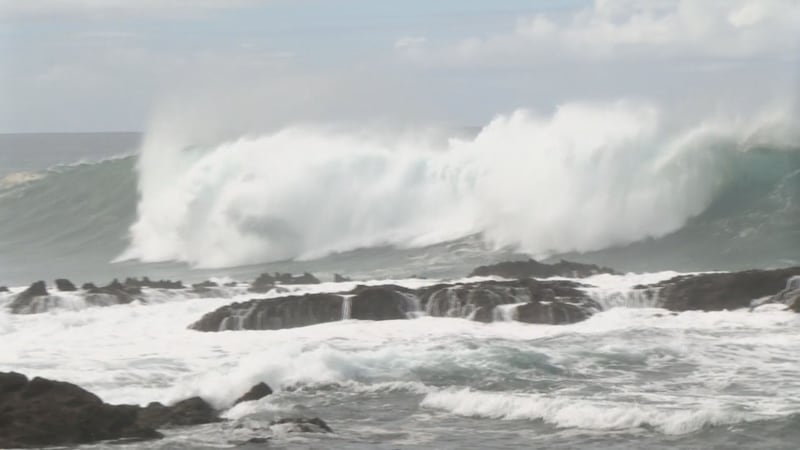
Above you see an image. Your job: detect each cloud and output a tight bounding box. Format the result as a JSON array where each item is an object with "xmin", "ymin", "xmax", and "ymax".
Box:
[{"xmin": 398, "ymin": 0, "xmax": 800, "ymax": 65}]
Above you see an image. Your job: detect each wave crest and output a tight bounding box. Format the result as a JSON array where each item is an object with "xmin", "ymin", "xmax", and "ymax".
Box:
[{"xmin": 118, "ymin": 101, "xmax": 797, "ymax": 268}]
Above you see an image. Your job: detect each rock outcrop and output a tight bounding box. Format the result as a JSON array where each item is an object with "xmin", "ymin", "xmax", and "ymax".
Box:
[
  {"xmin": 0, "ymin": 372, "xmax": 222, "ymax": 449},
  {"xmin": 233, "ymin": 382, "xmax": 273, "ymax": 406},
  {"xmin": 190, "ymin": 278, "xmax": 600, "ymax": 332},
  {"xmin": 8, "ymin": 281, "xmax": 51, "ymax": 314},
  {"xmin": 650, "ymin": 267, "xmax": 800, "ymax": 311},
  {"xmin": 190, "ymin": 293, "xmax": 344, "ymax": 332},
  {"xmin": 0, "ymin": 286, "xmax": 9, "ymax": 293},
  {"xmin": 123, "ymin": 277, "xmax": 185, "ymax": 290},
  {"xmin": 333, "ymin": 273, "xmax": 351, "ymax": 282},
  {"xmin": 349, "ymin": 285, "xmax": 417, "ymax": 320},
  {"xmin": 249, "ymin": 272, "xmax": 321, "ymax": 293},
  {"xmin": 54, "ymin": 279, "xmax": 77, "ymax": 292},
  {"xmin": 469, "ymin": 259, "xmax": 617, "ymax": 279},
  {"xmin": 0, "ymin": 372, "xmax": 159, "ymax": 448}
]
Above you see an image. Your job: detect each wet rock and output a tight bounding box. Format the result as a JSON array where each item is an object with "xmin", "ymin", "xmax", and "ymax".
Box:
[
  {"xmin": 233, "ymin": 382, "xmax": 273, "ymax": 406},
  {"xmin": 81, "ymin": 282, "xmax": 97, "ymax": 290},
  {"xmin": 270, "ymin": 417, "xmax": 332, "ymax": 433},
  {"xmin": 8, "ymin": 281, "xmax": 50, "ymax": 314},
  {"xmin": 190, "ymin": 293, "xmax": 344, "ymax": 332},
  {"xmin": 417, "ymin": 278, "xmax": 594, "ymax": 324},
  {"xmin": 333, "ymin": 273, "xmax": 351, "ymax": 282},
  {"xmin": 249, "ymin": 272, "xmax": 321, "ymax": 293},
  {"xmin": 350, "ymin": 285, "xmax": 417, "ymax": 320},
  {"xmin": 137, "ymin": 397, "xmax": 220, "ymax": 428},
  {"xmin": 470, "ymin": 258, "xmax": 617, "ymax": 279},
  {"xmin": 54, "ymin": 279, "xmax": 77, "ymax": 292},
  {"xmin": 0, "ymin": 286, "xmax": 9, "ymax": 293},
  {"xmin": 651, "ymin": 267, "xmax": 800, "ymax": 311},
  {"xmin": 516, "ymin": 300, "xmax": 595, "ymax": 324},
  {"xmin": 124, "ymin": 277, "xmax": 185, "ymax": 290},
  {"xmin": 192, "ymin": 280, "xmax": 219, "ymax": 290},
  {"xmin": 0, "ymin": 372, "xmax": 161, "ymax": 448}
]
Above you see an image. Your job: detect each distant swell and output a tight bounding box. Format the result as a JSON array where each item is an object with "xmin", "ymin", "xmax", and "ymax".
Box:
[{"xmin": 118, "ymin": 101, "xmax": 799, "ymax": 268}]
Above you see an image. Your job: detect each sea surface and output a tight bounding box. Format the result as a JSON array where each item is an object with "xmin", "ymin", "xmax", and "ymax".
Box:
[{"xmin": 1, "ymin": 131, "xmax": 799, "ymax": 449}]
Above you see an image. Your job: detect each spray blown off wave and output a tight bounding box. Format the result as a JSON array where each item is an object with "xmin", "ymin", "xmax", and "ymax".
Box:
[{"xmin": 114, "ymin": 101, "xmax": 796, "ymax": 268}]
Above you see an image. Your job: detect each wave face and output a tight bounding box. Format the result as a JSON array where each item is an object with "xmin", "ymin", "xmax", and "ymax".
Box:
[{"xmin": 118, "ymin": 101, "xmax": 799, "ymax": 268}]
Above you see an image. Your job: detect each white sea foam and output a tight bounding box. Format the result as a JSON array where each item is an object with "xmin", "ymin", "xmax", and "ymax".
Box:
[
  {"xmin": 0, "ymin": 279, "xmax": 798, "ymax": 437},
  {"xmin": 420, "ymin": 389, "xmax": 752, "ymax": 434},
  {"xmin": 118, "ymin": 102, "xmax": 797, "ymax": 268}
]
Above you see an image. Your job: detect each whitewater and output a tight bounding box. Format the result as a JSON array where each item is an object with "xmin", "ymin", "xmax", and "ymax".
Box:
[{"xmin": 1, "ymin": 273, "xmax": 800, "ymax": 449}]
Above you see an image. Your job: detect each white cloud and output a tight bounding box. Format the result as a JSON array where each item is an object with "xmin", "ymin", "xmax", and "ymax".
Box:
[{"xmin": 398, "ymin": 0, "xmax": 800, "ymax": 65}]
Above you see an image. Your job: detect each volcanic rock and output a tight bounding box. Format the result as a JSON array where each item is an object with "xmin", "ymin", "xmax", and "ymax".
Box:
[
  {"xmin": 233, "ymin": 382, "xmax": 273, "ymax": 406},
  {"xmin": 54, "ymin": 279, "xmax": 77, "ymax": 292},
  {"xmin": 190, "ymin": 293, "xmax": 344, "ymax": 331},
  {"xmin": 349, "ymin": 285, "xmax": 416, "ymax": 320},
  {"xmin": 0, "ymin": 372, "xmax": 161, "ymax": 448},
  {"xmin": 652, "ymin": 267, "xmax": 800, "ymax": 311}
]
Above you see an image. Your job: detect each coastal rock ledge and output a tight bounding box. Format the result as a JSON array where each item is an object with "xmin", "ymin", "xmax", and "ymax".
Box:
[{"xmin": 0, "ymin": 372, "xmax": 220, "ymax": 448}]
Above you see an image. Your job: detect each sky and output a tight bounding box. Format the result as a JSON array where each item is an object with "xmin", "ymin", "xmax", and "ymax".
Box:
[{"xmin": 0, "ymin": 0, "xmax": 798, "ymax": 133}]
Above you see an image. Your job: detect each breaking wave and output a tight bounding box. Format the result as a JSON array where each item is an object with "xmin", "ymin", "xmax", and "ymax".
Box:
[{"xmin": 118, "ymin": 101, "xmax": 799, "ymax": 268}]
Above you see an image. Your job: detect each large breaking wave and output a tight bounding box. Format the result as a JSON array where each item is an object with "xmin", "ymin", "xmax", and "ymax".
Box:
[{"xmin": 117, "ymin": 101, "xmax": 799, "ymax": 268}]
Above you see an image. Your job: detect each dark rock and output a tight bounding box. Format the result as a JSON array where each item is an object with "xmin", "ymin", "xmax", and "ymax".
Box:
[
  {"xmin": 137, "ymin": 397, "xmax": 220, "ymax": 429},
  {"xmin": 516, "ymin": 300, "xmax": 595, "ymax": 324},
  {"xmin": 333, "ymin": 273, "xmax": 351, "ymax": 282},
  {"xmin": 233, "ymin": 382, "xmax": 273, "ymax": 406},
  {"xmin": 0, "ymin": 372, "xmax": 161, "ymax": 448},
  {"xmin": 768, "ymin": 275, "xmax": 800, "ymax": 312},
  {"xmin": 54, "ymin": 278, "xmax": 78, "ymax": 292},
  {"xmin": 249, "ymin": 272, "xmax": 321, "ymax": 293},
  {"xmin": 417, "ymin": 278, "xmax": 595, "ymax": 324},
  {"xmin": 81, "ymin": 282, "xmax": 97, "ymax": 290},
  {"xmin": 470, "ymin": 258, "xmax": 617, "ymax": 279},
  {"xmin": 124, "ymin": 277, "xmax": 185, "ymax": 290},
  {"xmin": 270, "ymin": 417, "xmax": 332, "ymax": 433},
  {"xmin": 8, "ymin": 281, "xmax": 50, "ymax": 314},
  {"xmin": 190, "ymin": 293, "xmax": 344, "ymax": 332},
  {"xmin": 192, "ymin": 280, "xmax": 219, "ymax": 290},
  {"xmin": 652, "ymin": 267, "xmax": 800, "ymax": 311},
  {"xmin": 0, "ymin": 286, "xmax": 9, "ymax": 293},
  {"xmin": 349, "ymin": 285, "xmax": 417, "ymax": 320}
]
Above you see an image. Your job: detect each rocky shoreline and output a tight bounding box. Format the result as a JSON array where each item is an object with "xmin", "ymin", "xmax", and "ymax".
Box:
[
  {"xmin": 0, "ymin": 372, "xmax": 328, "ymax": 449},
  {"xmin": 2, "ymin": 259, "xmax": 800, "ymax": 448},
  {"xmin": 2, "ymin": 260, "xmax": 800, "ymax": 330}
]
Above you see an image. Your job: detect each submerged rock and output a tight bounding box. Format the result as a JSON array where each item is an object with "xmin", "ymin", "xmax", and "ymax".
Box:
[
  {"xmin": 233, "ymin": 382, "xmax": 273, "ymax": 406},
  {"xmin": 54, "ymin": 278, "xmax": 77, "ymax": 292},
  {"xmin": 469, "ymin": 258, "xmax": 617, "ymax": 279},
  {"xmin": 270, "ymin": 417, "xmax": 332, "ymax": 433},
  {"xmin": 652, "ymin": 267, "xmax": 800, "ymax": 311}
]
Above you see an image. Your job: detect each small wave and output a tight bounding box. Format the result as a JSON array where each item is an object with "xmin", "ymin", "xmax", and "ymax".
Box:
[{"xmin": 421, "ymin": 388, "xmax": 754, "ymax": 434}]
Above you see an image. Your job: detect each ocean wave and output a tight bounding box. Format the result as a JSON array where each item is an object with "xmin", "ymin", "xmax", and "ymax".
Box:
[
  {"xmin": 420, "ymin": 388, "xmax": 755, "ymax": 434},
  {"xmin": 117, "ymin": 101, "xmax": 799, "ymax": 268}
]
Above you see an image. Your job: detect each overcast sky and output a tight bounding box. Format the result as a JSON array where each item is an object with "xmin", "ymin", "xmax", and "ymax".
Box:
[{"xmin": 1, "ymin": 0, "xmax": 798, "ymax": 133}]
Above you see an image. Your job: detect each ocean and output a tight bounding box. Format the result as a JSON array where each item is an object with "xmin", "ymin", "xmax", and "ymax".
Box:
[{"xmin": 1, "ymin": 122, "xmax": 799, "ymax": 449}]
